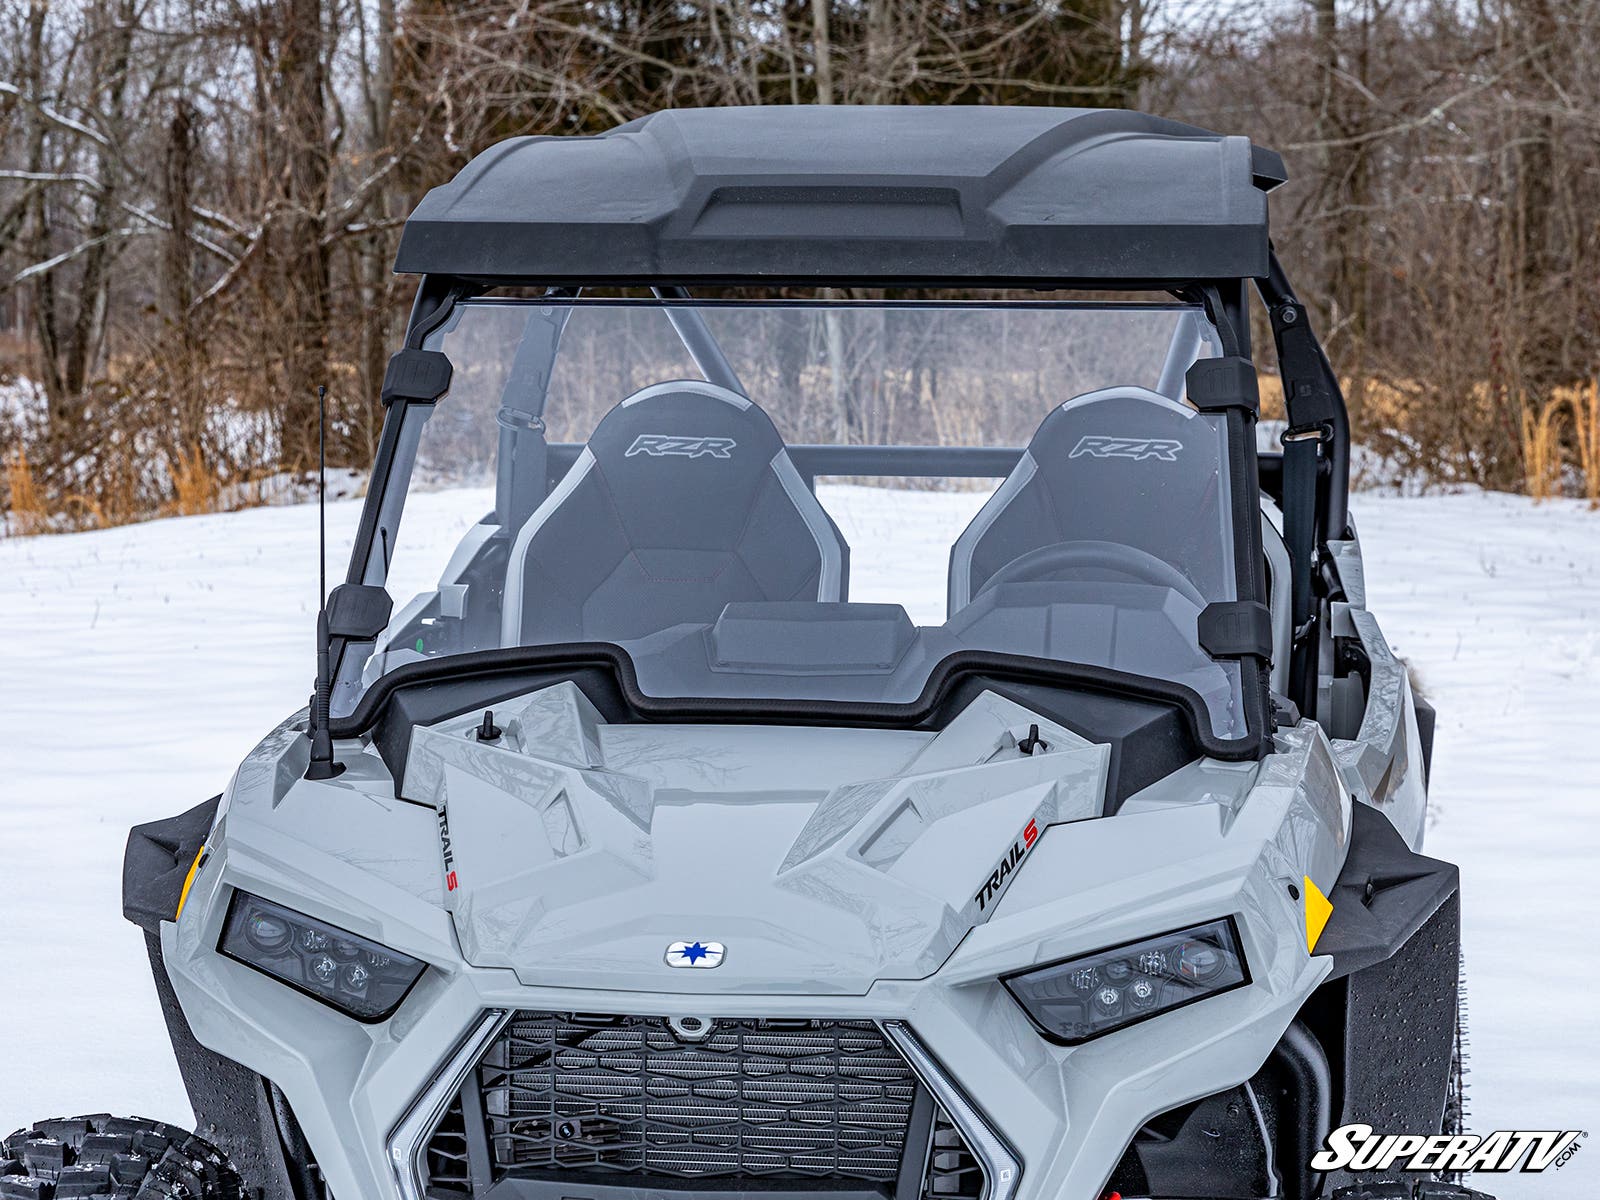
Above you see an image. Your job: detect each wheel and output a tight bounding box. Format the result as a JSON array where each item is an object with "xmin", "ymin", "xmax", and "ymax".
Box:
[
  {"xmin": 1332, "ymin": 1182, "xmax": 1496, "ymax": 1200},
  {"xmin": 1439, "ymin": 951, "xmax": 1471, "ymax": 1184},
  {"xmin": 1444, "ymin": 951, "xmax": 1470, "ymax": 1140},
  {"xmin": 0, "ymin": 1115, "xmax": 244, "ymax": 1200},
  {"xmin": 1330, "ymin": 960, "xmax": 1489, "ymax": 1200}
]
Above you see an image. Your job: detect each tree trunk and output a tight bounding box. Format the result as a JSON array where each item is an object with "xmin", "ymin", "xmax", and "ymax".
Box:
[
  {"xmin": 1314, "ymin": 0, "xmax": 1372, "ymax": 384},
  {"xmin": 63, "ymin": 0, "xmax": 136, "ymax": 398},
  {"xmin": 810, "ymin": 0, "xmax": 833, "ymax": 103},
  {"xmin": 356, "ymin": 0, "xmax": 396, "ymax": 456},
  {"xmin": 162, "ymin": 96, "xmax": 201, "ymax": 448},
  {"xmin": 22, "ymin": 0, "xmax": 66, "ymax": 416},
  {"xmin": 264, "ymin": 0, "xmax": 331, "ymax": 469}
]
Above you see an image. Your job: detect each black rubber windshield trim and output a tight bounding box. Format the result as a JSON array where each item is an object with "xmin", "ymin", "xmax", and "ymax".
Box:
[{"xmin": 327, "ymin": 644, "xmax": 1262, "ymax": 761}]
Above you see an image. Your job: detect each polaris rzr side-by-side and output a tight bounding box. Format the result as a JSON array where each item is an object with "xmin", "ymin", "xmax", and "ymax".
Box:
[{"xmin": 5, "ymin": 107, "xmax": 1483, "ymax": 1200}]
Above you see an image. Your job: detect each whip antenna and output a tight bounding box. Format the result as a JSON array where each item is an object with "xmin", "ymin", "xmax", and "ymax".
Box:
[{"xmin": 306, "ymin": 384, "xmax": 344, "ymax": 780}]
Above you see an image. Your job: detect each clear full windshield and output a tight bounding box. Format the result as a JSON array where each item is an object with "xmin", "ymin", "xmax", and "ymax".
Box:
[{"xmin": 343, "ymin": 300, "xmax": 1252, "ymax": 738}]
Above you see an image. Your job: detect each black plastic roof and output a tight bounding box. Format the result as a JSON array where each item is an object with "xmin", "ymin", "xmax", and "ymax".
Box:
[{"xmin": 394, "ymin": 106, "xmax": 1285, "ymax": 286}]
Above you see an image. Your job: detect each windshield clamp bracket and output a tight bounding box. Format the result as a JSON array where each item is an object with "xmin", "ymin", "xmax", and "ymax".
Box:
[
  {"xmin": 1185, "ymin": 356, "xmax": 1260, "ymax": 416},
  {"xmin": 381, "ymin": 349, "xmax": 453, "ymax": 406},
  {"xmin": 1198, "ymin": 600, "xmax": 1274, "ymax": 662}
]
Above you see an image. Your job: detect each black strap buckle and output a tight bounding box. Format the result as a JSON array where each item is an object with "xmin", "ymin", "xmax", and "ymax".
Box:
[
  {"xmin": 497, "ymin": 407, "xmax": 546, "ymax": 433},
  {"xmin": 1283, "ymin": 421, "xmax": 1334, "ymax": 446}
]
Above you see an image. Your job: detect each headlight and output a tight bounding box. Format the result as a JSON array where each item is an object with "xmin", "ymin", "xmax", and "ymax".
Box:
[
  {"xmin": 219, "ymin": 891, "xmax": 425, "ymax": 1021},
  {"xmin": 1003, "ymin": 917, "xmax": 1248, "ymax": 1044}
]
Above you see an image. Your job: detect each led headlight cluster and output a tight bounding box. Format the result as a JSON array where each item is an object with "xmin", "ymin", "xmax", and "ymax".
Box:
[
  {"xmin": 1003, "ymin": 917, "xmax": 1248, "ymax": 1043},
  {"xmin": 219, "ymin": 891, "xmax": 425, "ymax": 1021}
]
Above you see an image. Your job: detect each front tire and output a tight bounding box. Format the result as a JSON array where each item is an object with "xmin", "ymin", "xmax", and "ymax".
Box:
[
  {"xmin": 1, "ymin": 1115, "xmax": 244, "ymax": 1200},
  {"xmin": 1332, "ymin": 1182, "xmax": 1496, "ymax": 1199},
  {"xmin": 1444, "ymin": 951, "xmax": 1470, "ymax": 1140}
]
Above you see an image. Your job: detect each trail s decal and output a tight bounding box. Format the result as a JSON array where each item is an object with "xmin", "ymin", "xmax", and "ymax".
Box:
[
  {"xmin": 626, "ymin": 434, "xmax": 737, "ymax": 459},
  {"xmin": 1310, "ymin": 1124, "xmax": 1586, "ymax": 1174},
  {"xmin": 974, "ymin": 818, "xmax": 1040, "ymax": 911},
  {"xmin": 1069, "ymin": 435, "xmax": 1183, "ymax": 462},
  {"xmin": 437, "ymin": 806, "xmax": 458, "ymax": 892}
]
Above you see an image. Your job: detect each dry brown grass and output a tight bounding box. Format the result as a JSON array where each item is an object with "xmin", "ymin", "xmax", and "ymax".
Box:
[
  {"xmin": 1524, "ymin": 404, "xmax": 1560, "ymax": 502},
  {"xmin": 1522, "ymin": 381, "xmax": 1600, "ymax": 506},
  {"xmin": 1578, "ymin": 383, "xmax": 1600, "ymax": 509},
  {"xmin": 1283, "ymin": 372, "xmax": 1596, "ymax": 500},
  {"xmin": 166, "ymin": 444, "xmax": 221, "ymax": 516},
  {"xmin": 3, "ymin": 447, "xmax": 49, "ymax": 536},
  {"xmin": 1257, "ymin": 373, "xmax": 1286, "ymax": 421}
]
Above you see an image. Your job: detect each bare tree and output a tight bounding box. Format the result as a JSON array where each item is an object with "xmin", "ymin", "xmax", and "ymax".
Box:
[{"xmin": 6, "ymin": 0, "xmax": 1599, "ymax": 529}]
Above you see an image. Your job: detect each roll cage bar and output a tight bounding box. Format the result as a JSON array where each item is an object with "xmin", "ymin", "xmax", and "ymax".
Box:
[{"xmin": 340, "ymin": 262, "xmax": 1350, "ymax": 751}]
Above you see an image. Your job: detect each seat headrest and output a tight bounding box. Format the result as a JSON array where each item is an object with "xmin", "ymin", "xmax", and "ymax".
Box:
[
  {"xmin": 1031, "ymin": 385, "xmax": 1217, "ymax": 475},
  {"xmin": 1026, "ymin": 386, "xmax": 1225, "ymax": 524},
  {"xmin": 585, "ymin": 380, "xmax": 792, "ymax": 550},
  {"xmin": 949, "ymin": 385, "xmax": 1235, "ymax": 613}
]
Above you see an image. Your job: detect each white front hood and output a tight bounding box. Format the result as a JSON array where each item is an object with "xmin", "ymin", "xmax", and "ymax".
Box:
[{"xmin": 401, "ymin": 683, "xmax": 1109, "ymax": 995}]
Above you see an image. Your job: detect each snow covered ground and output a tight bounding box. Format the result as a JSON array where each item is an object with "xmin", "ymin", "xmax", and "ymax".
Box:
[{"xmin": 1, "ymin": 485, "xmax": 1596, "ymax": 1194}]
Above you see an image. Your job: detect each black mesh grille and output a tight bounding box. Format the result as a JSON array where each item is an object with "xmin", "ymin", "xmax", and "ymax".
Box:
[
  {"xmin": 424, "ymin": 1092, "xmax": 472, "ymax": 1196},
  {"xmin": 921, "ymin": 1110, "xmax": 984, "ymax": 1200},
  {"xmin": 475, "ymin": 1012, "xmax": 919, "ymax": 1185}
]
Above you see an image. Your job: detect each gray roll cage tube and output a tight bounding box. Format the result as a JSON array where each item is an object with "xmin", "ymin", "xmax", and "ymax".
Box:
[{"xmin": 332, "ymin": 264, "xmax": 1350, "ymax": 758}]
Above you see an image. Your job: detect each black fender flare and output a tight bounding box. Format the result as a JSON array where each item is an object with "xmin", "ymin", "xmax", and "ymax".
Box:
[
  {"xmin": 1317, "ymin": 800, "xmax": 1459, "ymax": 981},
  {"xmin": 123, "ymin": 795, "xmax": 219, "ymax": 934}
]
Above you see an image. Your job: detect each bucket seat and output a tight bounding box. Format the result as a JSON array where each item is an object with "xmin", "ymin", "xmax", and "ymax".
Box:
[{"xmin": 502, "ymin": 381, "xmax": 848, "ymax": 646}]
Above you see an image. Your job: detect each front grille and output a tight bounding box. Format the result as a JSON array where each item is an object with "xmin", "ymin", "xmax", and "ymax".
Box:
[
  {"xmin": 421, "ymin": 1011, "xmax": 988, "ymax": 1200},
  {"xmin": 481, "ymin": 1012, "xmax": 917, "ymax": 1183},
  {"xmin": 424, "ymin": 1092, "xmax": 472, "ymax": 1194},
  {"xmin": 921, "ymin": 1110, "xmax": 984, "ymax": 1200}
]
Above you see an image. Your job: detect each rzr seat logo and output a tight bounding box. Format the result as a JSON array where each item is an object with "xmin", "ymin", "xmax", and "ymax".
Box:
[
  {"xmin": 974, "ymin": 818, "xmax": 1040, "ymax": 911},
  {"xmin": 1069, "ymin": 435, "xmax": 1183, "ymax": 462},
  {"xmin": 626, "ymin": 435, "xmax": 737, "ymax": 459},
  {"xmin": 1311, "ymin": 1123, "xmax": 1586, "ymax": 1174}
]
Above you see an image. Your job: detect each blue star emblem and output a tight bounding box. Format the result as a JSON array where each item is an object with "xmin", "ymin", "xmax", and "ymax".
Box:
[{"xmin": 665, "ymin": 939, "xmax": 726, "ymax": 968}]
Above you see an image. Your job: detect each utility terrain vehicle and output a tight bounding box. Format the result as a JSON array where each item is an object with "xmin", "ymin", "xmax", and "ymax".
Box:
[{"xmin": 7, "ymin": 107, "xmax": 1478, "ymax": 1200}]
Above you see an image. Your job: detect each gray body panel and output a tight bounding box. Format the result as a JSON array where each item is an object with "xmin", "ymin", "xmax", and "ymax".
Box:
[
  {"xmin": 161, "ymin": 541, "xmax": 1434, "ymax": 1200},
  {"xmin": 402, "ymin": 687, "xmax": 1106, "ymax": 994}
]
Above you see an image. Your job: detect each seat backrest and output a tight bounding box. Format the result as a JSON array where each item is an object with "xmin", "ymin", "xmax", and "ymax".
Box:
[
  {"xmin": 948, "ymin": 385, "xmax": 1238, "ymax": 615},
  {"xmin": 502, "ymin": 381, "xmax": 847, "ymax": 646}
]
